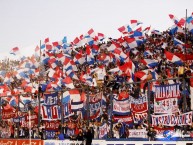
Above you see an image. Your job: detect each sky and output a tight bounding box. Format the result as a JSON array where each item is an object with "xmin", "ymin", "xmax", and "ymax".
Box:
[{"xmin": 0, "ymin": 0, "xmax": 193, "ymax": 60}]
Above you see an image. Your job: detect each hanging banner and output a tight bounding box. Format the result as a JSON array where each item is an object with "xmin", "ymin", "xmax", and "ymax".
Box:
[
  {"xmin": 154, "ymin": 83, "xmax": 180, "ymax": 101},
  {"xmin": 128, "ymin": 129, "xmax": 147, "ymax": 138},
  {"xmin": 154, "ymin": 126, "xmax": 175, "ymax": 138},
  {"xmin": 113, "ymin": 115, "xmax": 133, "ymax": 124},
  {"xmin": 133, "ymin": 112, "xmax": 148, "ymax": 123},
  {"xmin": 0, "ymin": 139, "xmax": 17, "ymax": 145},
  {"xmin": 152, "ymin": 111, "xmax": 192, "ymax": 126},
  {"xmin": 90, "ymin": 96, "xmax": 102, "ymax": 119},
  {"xmin": 17, "ymin": 139, "xmax": 43, "ymax": 145},
  {"xmin": 41, "ymin": 105, "xmax": 61, "ymax": 120},
  {"xmin": 44, "ymin": 92, "xmax": 58, "ymax": 106},
  {"xmin": 99, "ymin": 123, "xmax": 108, "ymax": 139},
  {"xmin": 2, "ymin": 109, "xmax": 17, "ymax": 119},
  {"xmin": 45, "ymin": 120, "xmax": 60, "ymax": 139},
  {"xmin": 130, "ymin": 96, "xmax": 148, "ymax": 113},
  {"xmin": 21, "ymin": 113, "xmax": 38, "ymax": 128},
  {"xmin": 154, "ymin": 98, "xmax": 179, "ymax": 114},
  {"xmin": 113, "ymin": 98, "xmax": 130, "ymax": 115}
]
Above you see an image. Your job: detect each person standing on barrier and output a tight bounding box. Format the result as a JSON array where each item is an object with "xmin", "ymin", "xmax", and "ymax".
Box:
[
  {"xmin": 147, "ymin": 127, "xmax": 156, "ymax": 141},
  {"xmin": 84, "ymin": 127, "xmax": 93, "ymax": 145}
]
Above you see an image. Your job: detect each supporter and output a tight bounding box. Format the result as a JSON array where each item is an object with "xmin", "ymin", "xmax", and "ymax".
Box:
[
  {"xmin": 147, "ymin": 127, "xmax": 157, "ymax": 141},
  {"xmin": 58, "ymin": 131, "xmax": 65, "ymax": 140},
  {"xmin": 76, "ymin": 129, "xmax": 84, "ymax": 141},
  {"xmin": 84, "ymin": 128, "xmax": 93, "ymax": 145}
]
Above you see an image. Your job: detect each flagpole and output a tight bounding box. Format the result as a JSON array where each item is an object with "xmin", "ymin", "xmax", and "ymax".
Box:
[
  {"xmin": 61, "ymin": 65, "xmax": 64, "ymax": 133},
  {"xmin": 185, "ymin": 9, "xmax": 188, "ymax": 62},
  {"xmin": 109, "ymin": 90, "xmax": 113, "ymax": 138},
  {"xmin": 86, "ymin": 88, "xmax": 90, "ymax": 126},
  {"xmin": 38, "ymin": 40, "xmax": 42, "ymax": 134},
  {"xmin": 29, "ymin": 110, "xmax": 31, "ymax": 145},
  {"xmin": 183, "ymin": 9, "xmax": 188, "ymax": 113},
  {"xmin": 147, "ymin": 82, "xmax": 151, "ymax": 130},
  {"xmin": 17, "ymin": 94, "xmax": 21, "ymax": 139}
]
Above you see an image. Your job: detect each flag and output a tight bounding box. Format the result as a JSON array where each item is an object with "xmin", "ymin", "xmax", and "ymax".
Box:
[
  {"xmin": 63, "ymin": 89, "xmax": 81, "ymax": 102},
  {"xmin": 118, "ymin": 24, "xmax": 132, "ymax": 34},
  {"xmin": 187, "ymin": 20, "xmax": 193, "ymax": 34},
  {"xmin": 169, "ymin": 14, "xmax": 179, "ymax": 25},
  {"xmin": 97, "ymin": 33, "xmax": 105, "ymax": 41},
  {"xmin": 62, "ymin": 77, "xmax": 75, "ymax": 89},
  {"xmin": 130, "ymin": 19, "xmax": 142, "ymax": 28},
  {"xmin": 71, "ymin": 100, "xmax": 83, "ymax": 111},
  {"xmin": 35, "ymin": 45, "xmax": 40, "ymax": 52},
  {"xmin": 165, "ymin": 50, "xmax": 183, "ymax": 65},
  {"xmin": 44, "ymin": 38, "xmax": 49, "ymax": 43},
  {"xmin": 143, "ymin": 26, "xmax": 151, "ymax": 33},
  {"xmin": 143, "ymin": 50, "xmax": 153, "ymax": 56},
  {"xmin": 134, "ymin": 70, "xmax": 148, "ymax": 80},
  {"xmin": 73, "ymin": 37, "xmax": 81, "ymax": 45},
  {"xmin": 20, "ymin": 95, "xmax": 32, "ymax": 104},
  {"xmin": 151, "ymin": 29, "xmax": 162, "ymax": 35},
  {"xmin": 141, "ymin": 59, "xmax": 158, "ymax": 68},
  {"xmin": 173, "ymin": 37, "xmax": 185, "ymax": 50},
  {"xmin": 86, "ymin": 28, "xmax": 96, "ymax": 38},
  {"xmin": 10, "ymin": 47, "xmax": 19, "ymax": 55},
  {"xmin": 124, "ymin": 37, "xmax": 142, "ymax": 48},
  {"xmin": 62, "ymin": 36, "xmax": 67, "ymax": 44}
]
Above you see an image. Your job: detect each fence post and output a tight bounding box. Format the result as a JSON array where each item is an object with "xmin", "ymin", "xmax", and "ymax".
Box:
[
  {"xmin": 61, "ymin": 89, "xmax": 64, "ymax": 133},
  {"xmin": 182, "ymin": 78, "xmax": 187, "ymax": 113},
  {"xmin": 109, "ymin": 90, "xmax": 113, "ymax": 138},
  {"xmin": 17, "ymin": 94, "xmax": 21, "ymax": 138},
  {"xmin": 147, "ymin": 81, "xmax": 151, "ymax": 129},
  {"xmin": 38, "ymin": 87, "xmax": 41, "ymax": 130},
  {"xmin": 86, "ymin": 87, "xmax": 90, "ymax": 126}
]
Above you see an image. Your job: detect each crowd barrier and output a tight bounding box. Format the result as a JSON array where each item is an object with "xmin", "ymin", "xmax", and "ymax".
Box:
[{"xmin": 1, "ymin": 139, "xmax": 193, "ymax": 145}]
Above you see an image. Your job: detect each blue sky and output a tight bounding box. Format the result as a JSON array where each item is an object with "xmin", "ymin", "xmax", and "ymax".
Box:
[{"xmin": 0, "ymin": 0, "xmax": 193, "ymax": 59}]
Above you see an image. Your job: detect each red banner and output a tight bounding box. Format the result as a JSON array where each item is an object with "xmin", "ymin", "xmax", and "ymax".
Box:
[
  {"xmin": 45, "ymin": 120, "xmax": 60, "ymax": 131},
  {"xmin": 17, "ymin": 139, "xmax": 43, "ymax": 145},
  {"xmin": 0, "ymin": 139, "xmax": 17, "ymax": 145},
  {"xmin": 0, "ymin": 139, "xmax": 42, "ymax": 145},
  {"xmin": 2, "ymin": 109, "xmax": 17, "ymax": 119},
  {"xmin": 113, "ymin": 115, "xmax": 133, "ymax": 124}
]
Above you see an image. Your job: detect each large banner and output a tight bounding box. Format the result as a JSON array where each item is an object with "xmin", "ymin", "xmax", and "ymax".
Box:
[
  {"xmin": 154, "ymin": 84, "xmax": 180, "ymax": 114},
  {"xmin": 0, "ymin": 139, "xmax": 42, "ymax": 145},
  {"xmin": 44, "ymin": 92, "xmax": 58, "ymax": 106},
  {"xmin": 21, "ymin": 113, "xmax": 38, "ymax": 128},
  {"xmin": 128, "ymin": 129, "xmax": 147, "ymax": 138},
  {"xmin": 90, "ymin": 93, "xmax": 102, "ymax": 119},
  {"xmin": 133, "ymin": 112, "xmax": 147, "ymax": 123},
  {"xmin": 41, "ymin": 105, "xmax": 61, "ymax": 120},
  {"xmin": 113, "ymin": 98, "xmax": 130, "ymax": 115},
  {"xmin": 99, "ymin": 123, "xmax": 108, "ymax": 139},
  {"xmin": 152, "ymin": 111, "xmax": 192, "ymax": 126},
  {"xmin": 130, "ymin": 96, "xmax": 148, "ymax": 113},
  {"xmin": 113, "ymin": 115, "xmax": 133, "ymax": 124},
  {"xmin": 154, "ymin": 126, "xmax": 175, "ymax": 138},
  {"xmin": 45, "ymin": 120, "xmax": 60, "ymax": 139},
  {"xmin": 154, "ymin": 98, "xmax": 179, "ymax": 114},
  {"xmin": 154, "ymin": 83, "xmax": 180, "ymax": 101}
]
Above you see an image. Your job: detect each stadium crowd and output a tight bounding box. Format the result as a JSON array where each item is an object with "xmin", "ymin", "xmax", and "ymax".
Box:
[{"xmin": 0, "ymin": 13, "xmax": 193, "ymax": 141}]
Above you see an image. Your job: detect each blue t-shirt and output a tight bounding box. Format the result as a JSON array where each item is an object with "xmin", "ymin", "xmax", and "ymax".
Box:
[{"xmin": 58, "ymin": 133, "xmax": 65, "ymax": 140}]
